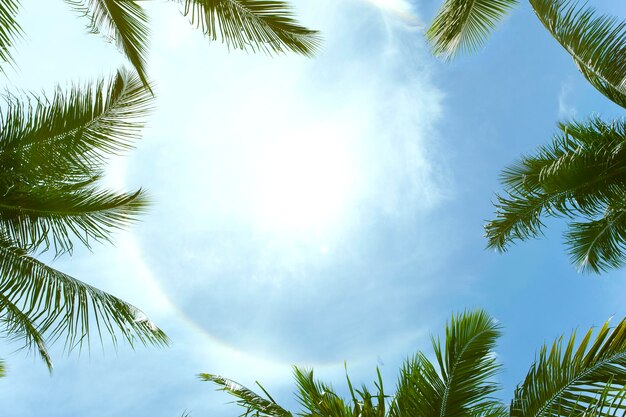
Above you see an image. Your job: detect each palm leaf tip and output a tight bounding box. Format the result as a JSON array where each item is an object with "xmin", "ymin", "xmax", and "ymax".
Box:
[
  {"xmin": 200, "ymin": 373, "xmax": 292, "ymax": 417},
  {"xmin": 0, "ymin": 0, "xmax": 22, "ymax": 70},
  {"xmin": 511, "ymin": 317, "xmax": 626, "ymax": 417},
  {"xmin": 180, "ymin": 0, "xmax": 322, "ymax": 57},
  {"xmin": 426, "ymin": 0, "xmax": 518, "ymax": 60},
  {"xmin": 65, "ymin": 0, "xmax": 151, "ymax": 89}
]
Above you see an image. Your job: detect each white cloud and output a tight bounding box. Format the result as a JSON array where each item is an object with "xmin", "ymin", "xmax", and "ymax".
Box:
[{"xmin": 558, "ymin": 81, "xmax": 577, "ymax": 120}]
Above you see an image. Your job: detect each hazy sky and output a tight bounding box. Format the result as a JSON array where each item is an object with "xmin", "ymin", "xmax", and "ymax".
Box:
[{"xmin": 1, "ymin": 1, "xmax": 626, "ymax": 416}]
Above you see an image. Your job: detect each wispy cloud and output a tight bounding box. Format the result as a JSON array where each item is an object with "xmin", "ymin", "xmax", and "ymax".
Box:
[{"xmin": 558, "ymin": 81, "xmax": 577, "ymax": 120}]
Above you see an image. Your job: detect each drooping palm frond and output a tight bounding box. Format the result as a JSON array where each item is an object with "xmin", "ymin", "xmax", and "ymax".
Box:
[
  {"xmin": 486, "ymin": 118, "xmax": 626, "ymax": 272},
  {"xmin": 426, "ymin": 0, "xmax": 518, "ymax": 60},
  {"xmin": 530, "ymin": 0, "xmax": 626, "ymax": 110},
  {"xmin": 0, "ymin": 69, "xmax": 152, "ymax": 255},
  {"xmin": 199, "ymin": 373, "xmax": 293, "ymax": 417},
  {"xmin": 65, "ymin": 0, "xmax": 150, "ymax": 89},
  {"xmin": 0, "ymin": 0, "xmax": 21, "ymax": 71},
  {"xmin": 0, "ymin": 235, "xmax": 169, "ymax": 369},
  {"xmin": 510, "ymin": 317, "xmax": 626, "ymax": 417},
  {"xmin": 0, "ymin": 358, "xmax": 4, "ymax": 377},
  {"xmin": 0, "ymin": 282, "xmax": 52, "ymax": 370},
  {"xmin": 179, "ymin": 0, "xmax": 322, "ymax": 57}
]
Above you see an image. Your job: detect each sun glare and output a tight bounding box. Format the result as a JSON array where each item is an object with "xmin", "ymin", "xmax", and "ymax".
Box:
[{"xmin": 252, "ymin": 127, "xmax": 357, "ymax": 235}]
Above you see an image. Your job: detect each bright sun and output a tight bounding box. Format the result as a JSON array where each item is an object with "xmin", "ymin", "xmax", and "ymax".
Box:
[{"xmin": 252, "ymin": 127, "xmax": 357, "ymax": 235}]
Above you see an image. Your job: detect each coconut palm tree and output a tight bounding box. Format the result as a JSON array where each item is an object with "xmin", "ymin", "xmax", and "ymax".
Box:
[
  {"xmin": 427, "ymin": 0, "xmax": 626, "ymax": 272},
  {"xmin": 0, "ymin": 69, "xmax": 168, "ymax": 372},
  {"xmin": 0, "ymin": 0, "xmax": 321, "ymax": 90},
  {"xmin": 201, "ymin": 309, "xmax": 626, "ymax": 417}
]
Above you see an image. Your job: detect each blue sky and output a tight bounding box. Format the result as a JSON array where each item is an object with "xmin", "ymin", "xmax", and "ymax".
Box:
[{"xmin": 1, "ymin": 0, "xmax": 626, "ymax": 416}]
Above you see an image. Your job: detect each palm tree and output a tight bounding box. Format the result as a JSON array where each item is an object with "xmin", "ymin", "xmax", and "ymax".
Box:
[
  {"xmin": 201, "ymin": 309, "xmax": 626, "ymax": 417},
  {"xmin": 0, "ymin": 0, "xmax": 321, "ymax": 89},
  {"xmin": 426, "ymin": 0, "xmax": 626, "ymax": 272},
  {"xmin": 0, "ymin": 69, "xmax": 168, "ymax": 372}
]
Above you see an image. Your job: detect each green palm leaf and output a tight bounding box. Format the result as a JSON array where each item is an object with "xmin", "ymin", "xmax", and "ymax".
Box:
[
  {"xmin": 0, "ymin": 359, "xmax": 4, "ymax": 377},
  {"xmin": 199, "ymin": 373, "xmax": 293, "ymax": 417},
  {"xmin": 510, "ymin": 317, "xmax": 626, "ymax": 417},
  {"xmin": 530, "ymin": 0, "xmax": 626, "ymax": 110},
  {"xmin": 0, "ymin": 186, "xmax": 148, "ymax": 255},
  {"xmin": 486, "ymin": 118, "xmax": 626, "ymax": 272},
  {"xmin": 65, "ymin": 0, "xmax": 150, "ymax": 89},
  {"xmin": 0, "ymin": 69, "xmax": 152, "ymax": 254},
  {"xmin": 565, "ymin": 207, "xmax": 626, "ymax": 273},
  {"xmin": 426, "ymin": 0, "xmax": 518, "ymax": 60},
  {"xmin": 179, "ymin": 0, "xmax": 322, "ymax": 57},
  {"xmin": 431, "ymin": 309, "xmax": 503, "ymax": 417},
  {"xmin": 0, "ymin": 0, "xmax": 21, "ymax": 71},
  {"xmin": 0, "ymin": 282, "xmax": 52, "ymax": 370},
  {"xmin": 0, "ymin": 69, "xmax": 151, "ymax": 182},
  {"xmin": 0, "ymin": 236, "xmax": 168, "ymax": 370},
  {"xmin": 293, "ymin": 367, "xmax": 351, "ymax": 417}
]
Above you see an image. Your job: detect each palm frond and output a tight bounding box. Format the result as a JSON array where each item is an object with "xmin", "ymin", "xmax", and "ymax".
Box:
[
  {"xmin": 199, "ymin": 373, "xmax": 293, "ymax": 417},
  {"xmin": 0, "ymin": 358, "xmax": 4, "ymax": 377},
  {"xmin": 293, "ymin": 367, "xmax": 351, "ymax": 417},
  {"xmin": 565, "ymin": 207, "xmax": 626, "ymax": 273},
  {"xmin": 0, "ymin": 186, "xmax": 148, "ymax": 255},
  {"xmin": 0, "ymin": 69, "xmax": 152, "ymax": 181},
  {"xmin": 426, "ymin": 0, "xmax": 518, "ymax": 60},
  {"xmin": 0, "ymin": 69, "xmax": 152, "ymax": 255},
  {"xmin": 0, "ymin": 287, "xmax": 52, "ymax": 370},
  {"xmin": 390, "ymin": 310, "xmax": 503, "ymax": 417},
  {"xmin": 431, "ymin": 309, "xmax": 503, "ymax": 417},
  {"xmin": 390, "ymin": 352, "xmax": 446, "ymax": 417},
  {"xmin": 179, "ymin": 0, "xmax": 322, "ymax": 57},
  {"xmin": 511, "ymin": 317, "xmax": 626, "ymax": 417},
  {"xmin": 0, "ymin": 236, "xmax": 169, "ymax": 365},
  {"xmin": 530, "ymin": 0, "xmax": 626, "ymax": 110},
  {"xmin": 0, "ymin": 0, "xmax": 21, "ymax": 71},
  {"xmin": 485, "ymin": 118, "xmax": 626, "ymax": 262},
  {"xmin": 65, "ymin": 0, "xmax": 150, "ymax": 89}
]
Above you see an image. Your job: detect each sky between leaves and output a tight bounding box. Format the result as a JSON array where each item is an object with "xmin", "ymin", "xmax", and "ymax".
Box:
[{"xmin": 1, "ymin": 0, "xmax": 626, "ymax": 416}]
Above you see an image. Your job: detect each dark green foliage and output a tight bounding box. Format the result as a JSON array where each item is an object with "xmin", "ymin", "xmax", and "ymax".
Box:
[
  {"xmin": 0, "ymin": 0, "xmax": 21, "ymax": 70},
  {"xmin": 426, "ymin": 0, "xmax": 518, "ymax": 59},
  {"xmin": 202, "ymin": 310, "xmax": 626, "ymax": 417},
  {"xmin": 486, "ymin": 118, "xmax": 626, "ymax": 273},
  {"xmin": 181, "ymin": 0, "xmax": 322, "ymax": 57},
  {"xmin": 65, "ymin": 0, "xmax": 319, "ymax": 90},
  {"xmin": 530, "ymin": 0, "xmax": 626, "ymax": 111},
  {"xmin": 0, "ymin": 70, "xmax": 168, "ymax": 371}
]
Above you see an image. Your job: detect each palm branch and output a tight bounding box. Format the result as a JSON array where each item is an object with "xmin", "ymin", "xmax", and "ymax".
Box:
[
  {"xmin": 0, "ymin": 69, "xmax": 151, "ymax": 255},
  {"xmin": 0, "ymin": 0, "xmax": 21, "ymax": 71},
  {"xmin": 200, "ymin": 310, "xmax": 626, "ymax": 417},
  {"xmin": 390, "ymin": 310, "xmax": 503, "ymax": 417},
  {"xmin": 510, "ymin": 317, "xmax": 626, "ymax": 417},
  {"xmin": 179, "ymin": 0, "xmax": 322, "ymax": 57},
  {"xmin": 199, "ymin": 373, "xmax": 293, "ymax": 417},
  {"xmin": 65, "ymin": 0, "xmax": 150, "ymax": 89},
  {"xmin": 530, "ymin": 0, "xmax": 626, "ymax": 111},
  {"xmin": 202, "ymin": 310, "xmax": 504, "ymax": 417},
  {"xmin": 485, "ymin": 118, "xmax": 626, "ymax": 273},
  {"xmin": 426, "ymin": 0, "xmax": 518, "ymax": 60},
  {"xmin": 0, "ymin": 235, "xmax": 169, "ymax": 371}
]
